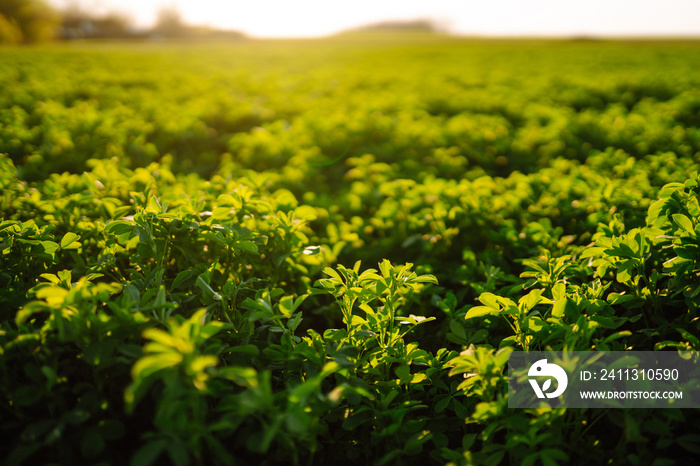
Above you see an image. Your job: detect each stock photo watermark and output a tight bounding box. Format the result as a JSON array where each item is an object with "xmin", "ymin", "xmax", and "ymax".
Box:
[{"xmin": 509, "ymin": 351, "xmax": 700, "ymax": 408}]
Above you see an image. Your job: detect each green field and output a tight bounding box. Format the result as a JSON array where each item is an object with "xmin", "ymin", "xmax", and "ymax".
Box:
[{"xmin": 2, "ymin": 36, "xmax": 700, "ymax": 465}]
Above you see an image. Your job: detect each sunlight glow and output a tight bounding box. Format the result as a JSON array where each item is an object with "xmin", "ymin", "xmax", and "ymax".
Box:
[{"xmin": 48, "ymin": 0, "xmax": 700, "ymax": 38}]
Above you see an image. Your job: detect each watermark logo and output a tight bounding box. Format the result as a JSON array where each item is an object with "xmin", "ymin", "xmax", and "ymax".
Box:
[
  {"xmin": 528, "ymin": 359, "xmax": 568, "ymax": 399},
  {"xmin": 510, "ymin": 351, "xmax": 699, "ymax": 408}
]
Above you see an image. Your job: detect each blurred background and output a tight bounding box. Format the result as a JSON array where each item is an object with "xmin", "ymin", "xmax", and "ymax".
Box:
[{"xmin": 1, "ymin": 0, "xmax": 699, "ymax": 44}]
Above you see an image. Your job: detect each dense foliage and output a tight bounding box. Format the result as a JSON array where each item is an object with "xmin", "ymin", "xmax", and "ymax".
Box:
[{"xmin": 2, "ymin": 37, "xmax": 700, "ymax": 465}]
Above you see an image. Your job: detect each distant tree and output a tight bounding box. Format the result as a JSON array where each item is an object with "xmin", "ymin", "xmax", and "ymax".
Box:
[
  {"xmin": 95, "ymin": 12, "xmax": 132, "ymax": 37},
  {"xmin": 348, "ymin": 19, "xmax": 447, "ymax": 34},
  {"xmin": 154, "ymin": 6, "xmax": 186, "ymax": 37},
  {"xmin": 0, "ymin": 0, "xmax": 60, "ymax": 43},
  {"xmin": 60, "ymin": 4, "xmax": 133, "ymax": 39},
  {"xmin": 0, "ymin": 11, "xmax": 22, "ymax": 43}
]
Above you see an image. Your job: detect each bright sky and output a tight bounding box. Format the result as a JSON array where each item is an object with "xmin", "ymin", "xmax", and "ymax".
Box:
[{"xmin": 49, "ymin": 0, "xmax": 700, "ymax": 38}]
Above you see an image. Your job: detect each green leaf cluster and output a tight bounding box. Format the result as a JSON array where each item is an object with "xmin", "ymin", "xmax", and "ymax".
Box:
[{"xmin": 2, "ymin": 38, "xmax": 700, "ymax": 465}]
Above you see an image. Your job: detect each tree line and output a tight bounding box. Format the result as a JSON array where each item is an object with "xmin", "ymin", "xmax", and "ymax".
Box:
[{"xmin": 0, "ymin": 0, "xmax": 244, "ymax": 44}]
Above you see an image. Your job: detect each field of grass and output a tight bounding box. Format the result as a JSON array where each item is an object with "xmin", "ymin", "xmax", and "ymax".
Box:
[{"xmin": 2, "ymin": 36, "xmax": 700, "ymax": 465}]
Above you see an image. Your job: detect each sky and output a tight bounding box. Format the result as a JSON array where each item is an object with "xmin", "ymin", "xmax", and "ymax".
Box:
[{"xmin": 48, "ymin": 0, "xmax": 700, "ymax": 38}]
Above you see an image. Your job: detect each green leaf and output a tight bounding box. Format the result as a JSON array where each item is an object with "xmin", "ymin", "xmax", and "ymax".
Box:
[
  {"xmin": 142, "ymin": 328, "xmax": 179, "ymax": 348},
  {"xmin": 580, "ymin": 247, "xmax": 605, "ymax": 259},
  {"xmin": 211, "ymin": 206, "xmax": 232, "ymax": 219},
  {"xmin": 131, "ymin": 354, "xmax": 182, "ymax": 379},
  {"xmin": 552, "ymin": 282, "xmax": 566, "ymax": 301},
  {"xmin": 81, "ymin": 431, "xmax": 105, "ymax": 459},
  {"xmin": 416, "ymin": 274, "xmax": 438, "ymax": 284},
  {"xmin": 106, "ymin": 220, "xmax": 134, "ymax": 237},
  {"xmin": 449, "ymin": 319, "xmax": 467, "ymax": 340},
  {"xmin": 40, "ymin": 366, "xmax": 57, "ymax": 388},
  {"xmin": 478, "ymin": 292, "xmax": 500, "ymax": 310},
  {"xmin": 235, "ymin": 241, "xmax": 258, "ymax": 254},
  {"xmin": 678, "ymin": 328, "xmax": 700, "ymax": 348},
  {"xmin": 189, "ymin": 355, "xmax": 218, "ymax": 373},
  {"xmin": 522, "ymin": 288, "xmax": 545, "ymax": 309},
  {"xmin": 10, "ymin": 385, "xmax": 44, "ymax": 406},
  {"xmin": 171, "ymin": 270, "xmax": 195, "ymax": 291},
  {"xmin": 672, "ymin": 214, "xmax": 694, "ymax": 234},
  {"xmin": 97, "ymin": 420, "xmax": 125, "ymax": 440},
  {"xmin": 677, "ymin": 435, "xmax": 700, "ymax": 454},
  {"xmin": 551, "ymin": 298, "xmax": 567, "ymax": 318},
  {"xmin": 465, "ymin": 306, "xmax": 497, "ymax": 319},
  {"xmin": 218, "ymin": 366, "xmax": 258, "ymax": 388},
  {"xmin": 39, "ymin": 241, "xmax": 59, "ymax": 255},
  {"xmin": 395, "ymin": 365, "xmax": 411, "ymax": 381},
  {"xmin": 452, "ymin": 399, "xmax": 470, "ymax": 419},
  {"xmin": 196, "ymin": 276, "xmax": 222, "ymax": 301},
  {"xmin": 60, "ymin": 232, "xmax": 81, "ymax": 249},
  {"xmin": 399, "ymin": 314, "xmax": 436, "ymax": 325},
  {"xmin": 434, "ymin": 395, "xmax": 452, "ymax": 413},
  {"xmin": 540, "ymin": 448, "xmax": 569, "ymax": 465},
  {"xmin": 616, "ymin": 259, "xmax": 635, "ymax": 283},
  {"xmin": 590, "ymin": 315, "xmax": 619, "ymax": 329},
  {"xmin": 379, "ymin": 259, "xmax": 393, "ymax": 278},
  {"xmin": 278, "ymin": 295, "xmax": 296, "ymax": 318},
  {"xmin": 35, "ymin": 286, "xmax": 69, "ymax": 306},
  {"xmin": 39, "ymin": 273, "xmax": 60, "ymax": 284},
  {"xmin": 20, "ymin": 420, "xmax": 56, "ymax": 443},
  {"xmin": 130, "ymin": 439, "xmax": 167, "ymax": 466},
  {"xmin": 525, "ymin": 316, "xmax": 546, "ymax": 332},
  {"xmin": 64, "ymin": 409, "xmax": 91, "ymax": 425},
  {"xmin": 124, "ymin": 283, "xmax": 140, "ymax": 306},
  {"xmin": 601, "ymin": 330, "xmax": 632, "ymax": 344}
]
